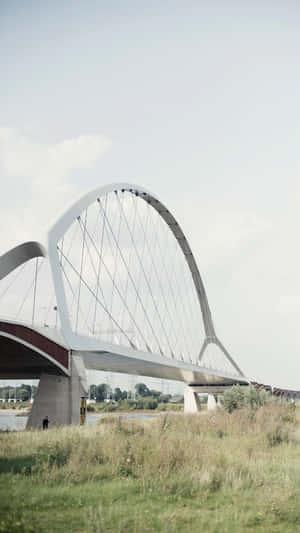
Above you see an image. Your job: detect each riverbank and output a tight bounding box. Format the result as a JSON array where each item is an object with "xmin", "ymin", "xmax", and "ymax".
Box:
[
  {"xmin": 1, "ymin": 402, "xmax": 300, "ymax": 532},
  {"xmin": 0, "ymin": 407, "xmax": 29, "ymax": 415},
  {"xmin": 87, "ymin": 400, "xmax": 184, "ymax": 413},
  {"xmin": 0, "ymin": 410, "xmax": 161, "ymax": 432}
]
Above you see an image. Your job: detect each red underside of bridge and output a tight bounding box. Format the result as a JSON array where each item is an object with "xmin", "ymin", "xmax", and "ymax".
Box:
[{"xmin": 0, "ymin": 321, "xmax": 69, "ymax": 379}]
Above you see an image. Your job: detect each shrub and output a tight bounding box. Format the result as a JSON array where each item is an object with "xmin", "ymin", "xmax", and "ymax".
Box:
[
  {"xmin": 157, "ymin": 403, "xmax": 167, "ymax": 411},
  {"xmin": 144, "ymin": 399, "xmax": 158, "ymax": 410},
  {"xmin": 221, "ymin": 386, "xmax": 246, "ymax": 413},
  {"xmin": 103, "ymin": 403, "xmax": 118, "ymax": 412},
  {"xmin": 267, "ymin": 425, "xmax": 289, "ymax": 447},
  {"xmin": 244, "ymin": 386, "xmax": 269, "ymax": 409},
  {"xmin": 222, "ymin": 385, "xmax": 269, "ymax": 413}
]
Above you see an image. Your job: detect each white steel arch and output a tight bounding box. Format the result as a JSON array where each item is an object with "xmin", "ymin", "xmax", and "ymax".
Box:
[
  {"xmin": 0, "ymin": 242, "xmax": 46, "ymax": 281},
  {"xmin": 47, "ymin": 183, "xmax": 244, "ymax": 377}
]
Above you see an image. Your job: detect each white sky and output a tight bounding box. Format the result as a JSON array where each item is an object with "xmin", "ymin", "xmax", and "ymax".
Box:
[{"xmin": 1, "ymin": 1, "xmax": 300, "ymax": 390}]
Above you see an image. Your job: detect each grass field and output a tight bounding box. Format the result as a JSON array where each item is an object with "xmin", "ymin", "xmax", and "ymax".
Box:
[{"xmin": 1, "ymin": 402, "xmax": 300, "ymax": 532}]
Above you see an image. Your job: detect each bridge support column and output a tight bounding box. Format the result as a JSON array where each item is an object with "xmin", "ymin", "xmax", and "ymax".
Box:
[
  {"xmin": 207, "ymin": 394, "xmax": 218, "ymax": 410},
  {"xmin": 27, "ymin": 354, "xmax": 88, "ymax": 429},
  {"xmin": 184, "ymin": 386, "xmax": 201, "ymax": 413}
]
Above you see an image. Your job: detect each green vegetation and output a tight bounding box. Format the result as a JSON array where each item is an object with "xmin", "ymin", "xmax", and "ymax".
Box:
[
  {"xmin": 1, "ymin": 402, "xmax": 300, "ymax": 532},
  {"xmin": 87, "ymin": 381, "xmax": 184, "ymax": 413},
  {"xmin": 0, "ymin": 401, "xmax": 29, "ymax": 410},
  {"xmin": 221, "ymin": 384, "xmax": 269, "ymax": 413},
  {"xmin": 87, "ymin": 398, "xmax": 183, "ymax": 413},
  {"xmin": 89, "ymin": 382, "xmax": 183, "ymax": 403},
  {"xmin": 0, "ymin": 384, "xmax": 36, "ymax": 403}
]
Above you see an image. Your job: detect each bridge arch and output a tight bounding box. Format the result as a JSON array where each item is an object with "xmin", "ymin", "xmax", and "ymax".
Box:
[
  {"xmin": 0, "ymin": 241, "xmax": 46, "ymax": 281},
  {"xmin": 47, "ymin": 183, "xmax": 244, "ymax": 376},
  {"xmin": 0, "ymin": 182, "xmax": 251, "ymax": 427}
]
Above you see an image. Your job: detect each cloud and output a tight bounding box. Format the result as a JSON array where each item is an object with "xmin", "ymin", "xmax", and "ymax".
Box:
[
  {"xmin": 0, "ymin": 128, "xmax": 110, "ymax": 183},
  {"xmin": 181, "ymin": 205, "xmax": 272, "ymax": 272},
  {"xmin": 0, "ymin": 127, "xmax": 111, "ymax": 252},
  {"xmin": 202, "ymin": 209, "xmax": 271, "ymax": 254}
]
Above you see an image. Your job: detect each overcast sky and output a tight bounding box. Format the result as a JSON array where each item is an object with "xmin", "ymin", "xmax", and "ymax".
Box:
[{"xmin": 1, "ymin": 1, "xmax": 300, "ymax": 390}]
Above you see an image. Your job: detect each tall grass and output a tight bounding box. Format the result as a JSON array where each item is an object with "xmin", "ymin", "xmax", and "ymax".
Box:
[{"xmin": 1, "ymin": 402, "xmax": 300, "ymax": 532}]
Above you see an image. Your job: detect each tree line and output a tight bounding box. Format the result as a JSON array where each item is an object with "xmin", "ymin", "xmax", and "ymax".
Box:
[
  {"xmin": 0, "ymin": 382, "xmax": 183, "ymax": 404},
  {"xmin": 0, "ymin": 384, "xmax": 36, "ymax": 401},
  {"xmin": 89, "ymin": 382, "xmax": 180, "ymax": 404}
]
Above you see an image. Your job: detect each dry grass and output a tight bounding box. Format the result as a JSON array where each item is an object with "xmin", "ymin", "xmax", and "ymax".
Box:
[{"xmin": 1, "ymin": 402, "xmax": 300, "ymax": 532}]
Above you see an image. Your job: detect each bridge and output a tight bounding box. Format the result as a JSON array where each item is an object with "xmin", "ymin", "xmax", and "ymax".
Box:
[{"xmin": 0, "ymin": 183, "xmax": 298, "ymax": 427}]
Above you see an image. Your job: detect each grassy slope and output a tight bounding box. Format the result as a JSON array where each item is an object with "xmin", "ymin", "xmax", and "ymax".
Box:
[{"xmin": 1, "ymin": 403, "xmax": 300, "ymax": 533}]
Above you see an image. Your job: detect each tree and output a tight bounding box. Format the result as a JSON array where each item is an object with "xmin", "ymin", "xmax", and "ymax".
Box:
[
  {"xmin": 20, "ymin": 384, "xmax": 31, "ymax": 394},
  {"xmin": 150, "ymin": 389, "xmax": 161, "ymax": 399},
  {"xmin": 17, "ymin": 388, "xmax": 30, "ymax": 401},
  {"xmin": 221, "ymin": 385, "xmax": 269, "ymax": 413},
  {"xmin": 89, "ymin": 384, "xmax": 97, "ymax": 400},
  {"xmin": 244, "ymin": 386, "xmax": 269, "ymax": 408},
  {"xmin": 135, "ymin": 383, "xmax": 150, "ymax": 397},
  {"xmin": 159, "ymin": 394, "xmax": 171, "ymax": 404},
  {"xmin": 113, "ymin": 387, "xmax": 122, "ymax": 401},
  {"xmin": 144, "ymin": 398, "xmax": 158, "ymax": 410},
  {"xmin": 17, "ymin": 384, "xmax": 31, "ymax": 401},
  {"xmin": 121, "ymin": 390, "xmax": 128, "ymax": 400},
  {"xmin": 95, "ymin": 383, "xmax": 112, "ymax": 402}
]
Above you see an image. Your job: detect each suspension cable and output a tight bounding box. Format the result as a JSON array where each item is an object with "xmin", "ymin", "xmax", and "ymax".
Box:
[
  {"xmin": 31, "ymin": 258, "xmax": 39, "ymax": 325},
  {"xmin": 99, "ymin": 193, "xmax": 164, "ymax": 353},
  {"xmin": 58, "ymin": 247, "xmax": 134, "ymax": 345},
  {"xmin": 115, "ymin": 193, "xmax": 174, "ymax": 356},
  {"xmin": 76, "ymin": 219, "xmax": 151, "ymax": 350},
  {"xmin": 60, "ymin": 260, "xmax": 94, "ymax": 335},
  {"xmin": 44, "ymin": 220, "xmax": 80, "ymax": 325},
  {"xmin": 92, "ymin": 196, "xmax": 107, "ymax": 334},
  {"xmin": 75, "ymin": 209, "xmax": 88, "ymax": 333},
  {"xmin": 0, "ymin": 262, "xmax": 27, "ymax": 302},
  {"xmin": 134, "ymin": 199, "xmax": 182, "ymax": 358},
  {"xmin": 147, "ymin": 207, "xmax": 194, "ymax": 362},
  {"xmin": 15, "ymin": 260, "xmax": 44, "ymax": 320}
]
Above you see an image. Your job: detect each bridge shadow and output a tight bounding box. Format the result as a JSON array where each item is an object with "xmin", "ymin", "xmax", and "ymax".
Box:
[
  {"xmin": 0, "ymin": 444, "xmax": 72, "ymax": 474},
  {"xmin": 0, "ymin": 455, "xmax": 38, "ymax": 475}
]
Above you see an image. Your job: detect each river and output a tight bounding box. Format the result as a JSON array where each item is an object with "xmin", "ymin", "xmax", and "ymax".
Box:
[{"xmin": 0, "ymin": 412, "xmax": 160, "ymax": 431}]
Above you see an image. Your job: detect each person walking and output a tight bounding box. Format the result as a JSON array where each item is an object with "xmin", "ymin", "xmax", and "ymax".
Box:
[{"xmin": 42, "ymin": 416, "xmax": 49, "ymax": 429}]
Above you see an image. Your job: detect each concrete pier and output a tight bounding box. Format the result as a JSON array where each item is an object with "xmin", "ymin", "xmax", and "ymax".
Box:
[
  {"xmin": 27, "ymin": 354, "xmax": 88, "ymax": 429},
  {"xmin": 184, "ymin": 386, "xmax": 202, "ymax": 413},
  {"xmin": 207, "ymin": 394, "xmax": 218, "ymax": 410},
  {"xmin": 183, "ymin": 386, "xmax": 228, "ymax": 413}
]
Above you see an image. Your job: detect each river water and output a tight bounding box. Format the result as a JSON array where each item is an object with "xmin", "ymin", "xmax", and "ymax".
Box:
[{"xmin": 0, "ymin": 412, "xmax": 159, "ymax": 431}]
